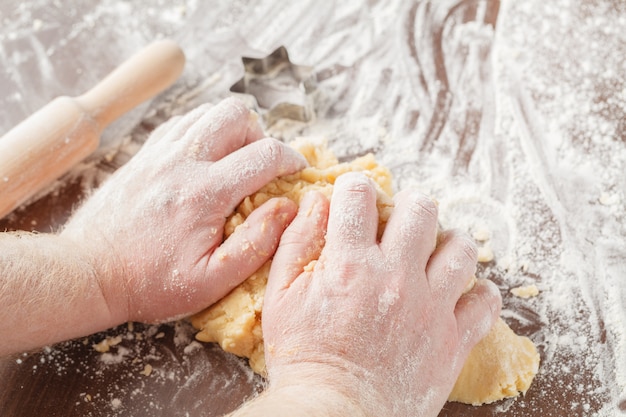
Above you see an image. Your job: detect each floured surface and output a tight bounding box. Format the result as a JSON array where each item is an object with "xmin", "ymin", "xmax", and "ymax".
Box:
[
  {"xmin": 0, "ymin": 321, "xmax": 262, "ymax": 417},
  {"xmin": 1, "ymin": 0, "xmax": 625, "ymax": 416}
]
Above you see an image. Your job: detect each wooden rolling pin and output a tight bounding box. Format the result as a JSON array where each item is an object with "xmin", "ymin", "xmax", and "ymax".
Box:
[{"xmin": 0, "ymin": 39, "xmax": 186, "ymax": 219}]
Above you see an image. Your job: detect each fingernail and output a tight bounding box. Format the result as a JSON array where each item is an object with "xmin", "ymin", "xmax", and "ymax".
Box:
[
  {"xmin": 336, "ymin": 171, "xmax": 373, "ymax": 189},
  {"xmin": 286, "ymin": 148, "xmax": 309, "ymax": 171}
]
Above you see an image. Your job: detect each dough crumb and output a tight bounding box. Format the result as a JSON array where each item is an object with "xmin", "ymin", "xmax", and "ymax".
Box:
[
  {"xmin": 472, "ymin": 227, "xmax": 491, "ymax": 242},
  {"xmin": 511, "ymin": 284, "xmax": 540, "ymax": 299},
  {"xmin": 140, "ymin": 364, "xmax": 153, "ymax": 376},
  {"xmin": 183, "ymin": 341, "xmax": 203, "ymax": 355},
  {"xmin": 477, "ymin": 245, "xmax": 495, "ymax": 263},
  {"xmin": 92, "ymin": 335, "xmax": 123, "ymax": 353},
  {"xmin": 599, "ymin": 192, "xmax": 620, "ymax": 206},
  {"xmin": 303, "ymin": 260, "xmax": 317, "ymax": 272}
]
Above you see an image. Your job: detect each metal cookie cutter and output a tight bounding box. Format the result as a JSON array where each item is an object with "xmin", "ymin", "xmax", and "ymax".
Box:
[{"xmin": 230, "ymin": 46, "xmax": 316, "ymax": 127}]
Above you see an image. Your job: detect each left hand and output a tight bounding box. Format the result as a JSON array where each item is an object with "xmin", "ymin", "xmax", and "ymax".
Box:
[{"xmin": 61, "ymin": 97, "xmax": 307, "ymax": 325}]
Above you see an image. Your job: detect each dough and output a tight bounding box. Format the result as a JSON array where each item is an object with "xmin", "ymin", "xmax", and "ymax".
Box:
[
  {"xmin": 449, "ymin": 318, "xmax": 540, "ymax": 405},
  {"xmin": 190, "ymin": 139, "xmax": 540, "ymax": 405}
]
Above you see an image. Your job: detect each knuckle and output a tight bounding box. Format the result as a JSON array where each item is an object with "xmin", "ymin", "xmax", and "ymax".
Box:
[
  {"xmin": 480, "ymin": 279, "xmax": 503, "ymax": 316},
  {"xmin": 257, "ymin": 138, "xmax": 286, "ymax": 164},
  {"xmin": 406, "ymin": 191, "xmax": 438, "ymax": 219},
  {"xmin": 457, "ymin": 233, "xmax": 478, "ymax": 263},
  {"xmin": 220, "ymin": 96, "xmax": 247, "ymax": 116},
  {"xmin": 147, "ymin": 116, "xmax": 180, "ymax": 142},
  {"xmin": 195, "ymin": 102, "xmax": 214, "ymax": 113},
  {"xmin": 164, "ymin": 114, "xmax": 183, "ymax": 128},
  {"xmin": 441, "ymin": 229, "xmax": 478, "ymax": 264}
]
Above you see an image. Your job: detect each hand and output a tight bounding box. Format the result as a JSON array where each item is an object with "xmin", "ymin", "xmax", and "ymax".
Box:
[
  {"xmin": 261, "ymin": 173, "xmax": 502, "ymax": 416},
  {"xmin": 61, "ymin": 97, "xmax": 307, "ymax": 325}
]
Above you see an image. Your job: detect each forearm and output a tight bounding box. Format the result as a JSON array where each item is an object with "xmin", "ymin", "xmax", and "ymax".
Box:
[{"xmin": 0, "ymin": 232, "xmax": 117, "ymax": 356}]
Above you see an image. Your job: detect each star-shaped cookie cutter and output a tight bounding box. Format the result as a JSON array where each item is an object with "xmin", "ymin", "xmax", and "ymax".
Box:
[{"xmin": 230, "ymin": 46, "xmax": 316, "ymax": 127}]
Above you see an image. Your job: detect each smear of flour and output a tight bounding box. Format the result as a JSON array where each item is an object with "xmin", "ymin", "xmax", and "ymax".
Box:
[{"xmin": 377, "ymin": 288, "xmax": 400, "ymax": 320}]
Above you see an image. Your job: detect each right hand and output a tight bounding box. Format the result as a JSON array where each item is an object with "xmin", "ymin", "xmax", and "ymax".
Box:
[{"xmin": 262, "ymin": 172, "xmax": 502, "ymax": 416}]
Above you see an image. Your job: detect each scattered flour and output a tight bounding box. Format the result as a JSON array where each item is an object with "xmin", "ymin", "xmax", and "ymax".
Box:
[{"xmin": 2, "ymin": 0, "xmax": 625, "ymax": 416}]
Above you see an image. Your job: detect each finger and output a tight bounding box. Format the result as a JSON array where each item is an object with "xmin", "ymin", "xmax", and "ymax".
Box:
[
  {"xmin": 325, "ymin": 172, "xmax": 379, "ymax": 250},
  {"xmin": 266, "ymin": 191, "xmax": 330, "ymax": 298},
  {"xmin": 380, "ymin": 189, "xmax": 438, "ymax": 269},
  {"xmin": 425, "ymin": 230, "xmax": 477, "ymax": 303},
  {"xmin": 207, "ymin": 138, "xmax": 308, "ymax": 216},
  {"xmin": 144, "ymin": 115, "xmax": 182, "ymax": 145},
  {"xmin": 145, "ymin": 103, "xmax": 212, "ymax": 146},
  {"xmin": 204, "ymin": 197, "xmax": 298, "ymax": 303},
  {"xmin": 180, "ymin": 97, "xmax": 264, "ymax": 161},
  {"xmin": 454, "ymin": 279, "xmax": 502, "ymax": 351}
]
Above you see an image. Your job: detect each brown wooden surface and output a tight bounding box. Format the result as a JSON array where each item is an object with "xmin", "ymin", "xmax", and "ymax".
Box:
[{"xmin": 1, "ymin": 1, "xmax": 625, "ymax": 416}]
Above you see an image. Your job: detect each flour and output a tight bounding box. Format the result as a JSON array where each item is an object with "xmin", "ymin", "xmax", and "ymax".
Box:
[
  {"xmin": 268, "ymin": 0, "xmax": 624, "ymax": 415},
  {"xmin": 483, "ymin": 2, "xmax": 626, "ymax": 415},
  {"xmin": 9, "ymin": 320, "xmax": 262, "ymax": 416},
  {"xmin": 2, "ymin": 0, "xmax": 625, "ymax": 415},
  {"xmin": 377, "ymin": 288, "xmax": 400, "ymax": 319}
]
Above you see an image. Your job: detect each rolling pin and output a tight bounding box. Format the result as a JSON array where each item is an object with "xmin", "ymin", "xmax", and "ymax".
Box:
[{"xmin": 0, "ymin": 39, "xmax": 186, "ymax": 219}]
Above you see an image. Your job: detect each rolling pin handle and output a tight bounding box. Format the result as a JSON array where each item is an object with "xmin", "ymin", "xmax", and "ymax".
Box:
[{"xmin": 0, "ymin": 40, "xmax": 186, "ymax": 219}]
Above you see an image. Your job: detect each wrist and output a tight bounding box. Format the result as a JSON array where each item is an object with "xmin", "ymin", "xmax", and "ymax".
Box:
[
  {"xmin": 58, "ymin": 228, "xmax": 130, "ymax": 327},
  {"xmin": 230, "ymin": 378, "xmax": 373, "ymax": 417},
  {"xmin": 266, "ymin": 384, "xmax": 368, "ymax": 417},
  {"xmin": 265, "ymin": 362, "xmax": 390, "ymax": 417}
]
